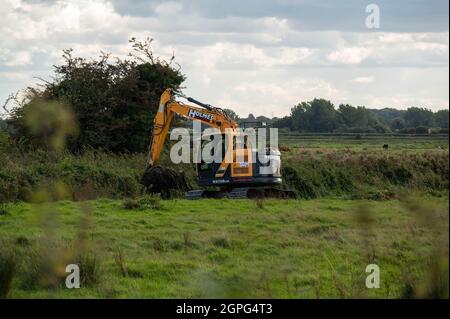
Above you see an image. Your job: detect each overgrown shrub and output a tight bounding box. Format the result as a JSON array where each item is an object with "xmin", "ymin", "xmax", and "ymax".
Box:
[
  {"xmin": 123, "ymin": 198, "xmax": 141, "ymax": 210},
  {"xmin": 254, "ymin": 198, "xmax": 265, "ymax": 209},
  {"xmin": 0, "ymin": 203, "xmax": 8, "ymax": 215},
  {"xmin": 0, "ymin": 130, "xmax": 10, "ymax": 153},
  {"xmin": 282, "ymin": 150, "xmax": 448, "ymax": 199},
  {"xmin": 211, "ymin": 235, "xmax": 232, "ymax": 249},
  {"xmin": 20, "ymin": 248, "xmax": 58, "ymax": 290},
  {"xmin": 415, "ymin": 126, "xmax": 429, "ymax": 135},
  {"xmin": 282, "ymin": 166, "xmax": 318, "ymax": 199},
  {"xmin": 0, "ymin": 140, "xmax": 448, "ymax": 202},
  {"xmin": 76, "ymin": 251, "xmax": 101, "ymax": 286},
  {"xmin": 123, "ymin": 194, "xmax": 163, "ymax": 210},
  {"xmin": 5, "ymin": 38, "xmax": 185, "ymax": 153},
  {"xmin": 401, "ymin": 127, "xmax": 416, "ymax": 134},
  {"xmin": 0, "ymin": 249, "xmax": 16, "ymax": 298},
  {"xmin": 139, "ymin": 194, "xmax": 163, "ymax": 210}
]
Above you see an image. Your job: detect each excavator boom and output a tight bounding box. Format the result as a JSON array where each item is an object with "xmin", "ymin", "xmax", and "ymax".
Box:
[{"xmin": 147, "ymin": 88, "xmax": 237, "ymax": 166}]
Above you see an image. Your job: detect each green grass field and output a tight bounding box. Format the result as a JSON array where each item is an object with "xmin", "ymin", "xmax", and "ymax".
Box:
[
  {"xmin": 278, "ymin": 133, "xmax": 448, "ymax": 150},
  {"xmin": 0, "ymin": 134, "xmax": 448, "ymax": 299},
  {"xmin": 0, "ymin": 195, "xmax": 448, "ymax": 298}
]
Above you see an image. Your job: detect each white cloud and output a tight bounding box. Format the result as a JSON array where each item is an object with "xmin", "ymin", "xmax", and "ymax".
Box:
[
  {"xmin": 0, "ymin": 71, "xmax": 30, "ymax": 81},
  {"xmin": 0, "ymin": 49, "xmax": 32, "ymax": 66},
  {"xmin": 0, "ymin": 0, "xmax": 448, "ymax": 117},
  {"xmin": 327, "ymin": 47, "xmax": 372, "ymax": 64},
  {"xmin": 154, "ymin": 1, "xmax": 183, "ymax": 17},
  {"xmin": 353, "ymin": 76, "xmax": 375, "ymax": 83}
]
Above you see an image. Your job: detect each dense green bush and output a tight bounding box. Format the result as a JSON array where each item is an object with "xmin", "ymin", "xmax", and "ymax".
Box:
[
  {"xmin": 5, "ymin": 38, "xmax": 184, "ymax": 153},
  {"xmin": 400, "ymin": 127, "xmax": 417, "ymax": 134},
  {"xmin": 0, "ymin": 145, "xmax": 196, "ymax": 202},
  {"xmin": 0, "ymin": 248, "xmax": 16, "ymax": 298},
  {"xmin": 0, "ymin": 148, "xmax": 144, "ymax": 202},
  {"xmin": 415, "ymin": 126, "xmax": 429, "ymax": 134},
  {"xmin": 282, "ymin": 150, "xmax": 448, "ymax": 199},
  {"xmin": 281, "ymin": 166, "xmax": 318, "ymax": 199},
  {"xmin": 0, "ymin": 130, "xmax": 11, "ymax": 153}
]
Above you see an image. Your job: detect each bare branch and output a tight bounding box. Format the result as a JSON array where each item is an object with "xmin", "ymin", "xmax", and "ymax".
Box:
[{"xmin": 2, "ymin": 92, "xmax": 19, "ymax": 116}]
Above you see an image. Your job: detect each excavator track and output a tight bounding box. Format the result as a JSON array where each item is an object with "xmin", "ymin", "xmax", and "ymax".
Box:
[{"xmin": 186, "ymin": 187, "xmax": 296, "ymax": 200}]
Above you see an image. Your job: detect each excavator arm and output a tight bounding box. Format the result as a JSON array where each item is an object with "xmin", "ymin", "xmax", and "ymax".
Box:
[{"xmin": 147, "ymin": 88, "xmax": 238, "ymax": 166}]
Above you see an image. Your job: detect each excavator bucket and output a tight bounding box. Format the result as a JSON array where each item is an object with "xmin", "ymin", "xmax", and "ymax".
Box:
[{"xmin": 140, "ymin": 165, "xmax": 192, "ymax": 198}]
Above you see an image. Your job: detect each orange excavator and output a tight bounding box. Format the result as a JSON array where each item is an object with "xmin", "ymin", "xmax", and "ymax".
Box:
[{"xmin": 141, "ymin": 88, "xmax": 295, "ymax": 199}]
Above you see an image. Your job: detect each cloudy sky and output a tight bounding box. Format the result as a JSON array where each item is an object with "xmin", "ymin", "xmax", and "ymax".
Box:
[{"xmin": 1, "ymin": 0, "xmax": 448, "ymax": 117}]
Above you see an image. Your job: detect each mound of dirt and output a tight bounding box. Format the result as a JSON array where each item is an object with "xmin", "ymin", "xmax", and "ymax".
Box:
[{"xmin": 140, "ymin": 165, "xmax": 191, "ymax": 198}]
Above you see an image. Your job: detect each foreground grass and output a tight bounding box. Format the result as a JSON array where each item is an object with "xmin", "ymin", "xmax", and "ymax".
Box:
[{"xmin": 1, "ymin": 196, "xmax": 448, "ymax": 298}]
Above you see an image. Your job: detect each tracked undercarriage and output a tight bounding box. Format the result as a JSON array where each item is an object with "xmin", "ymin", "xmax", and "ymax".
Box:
[{"xmin": 186, "ymin": 187, "xmax": 296, "ymax": 199}]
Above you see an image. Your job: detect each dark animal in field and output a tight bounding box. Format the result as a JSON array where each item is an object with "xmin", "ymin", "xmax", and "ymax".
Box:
[
  {"xmin": 383, "ymin": 144, "xmax": 389, "ymax": 150},
  {"xmin": 141, "ymin": 165, "xmax": 191, "ymax": 198}
]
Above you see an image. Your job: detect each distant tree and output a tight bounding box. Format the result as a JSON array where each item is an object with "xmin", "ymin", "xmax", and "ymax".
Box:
[
  {"xmin": 312, "ymin": 99, "xmax": 338, "ymax": 132},
  {"xmin": 373, "ymin": 124, "xmax": 387, "ymax": 133},
  {"xmin": 415, "ymin": 126, "xmax": 429, "ymax": 134},
  {"xmin": 369, "ymin": 108, "xmax": 405, "ymax": 123},
  {"xmin": 273, "ymin": 116, "xmax": 292, "ymax": 129},
  {"xmin": 404, "ymin": 107, "xmax": 434, "ymax": 128},
  {"xmin": 290, "ymin": 99, "xmax": 340, "ymax": 132},
  {"xmin": 256, "ymin": 115, "xmax": 272, "ymax": 124},
  {"xmin": 290, "ymin": 102, "xmax": 310, "ymax": 131},
  {"xmin": 400, "ymin": 127, "xmax": 416, "ymax": 134},
  {"xmin": 222, "ymin": 108, "xmax": 239, "ymax": 121},
  {"xmin": 390, "ymin": 117, "xmax": 406, "ymax": 131},
  {"xmin": 368, "ymin": 116, "xmax": 390, "ymax": 133},
  {"xmin": 434, "ymin": 109, "xmax": 449, "ymax": 128},
  {"xmin": 338, "ymin": 104, "xmax": 369, "ymax": 128}
]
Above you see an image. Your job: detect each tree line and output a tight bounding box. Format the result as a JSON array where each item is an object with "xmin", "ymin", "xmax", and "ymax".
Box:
[{"xmin": 241, "ymin": 99, "xmax": 448, "ymax": 134}]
